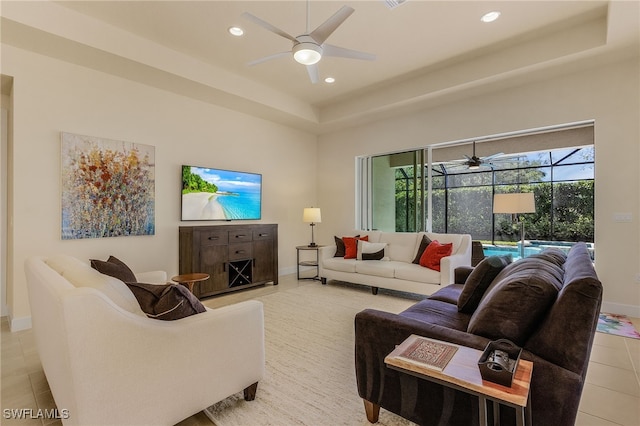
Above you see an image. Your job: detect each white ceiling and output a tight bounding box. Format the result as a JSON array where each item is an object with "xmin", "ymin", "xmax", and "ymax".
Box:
[
  {"xmin": 3, "ymin": 1, "xmax": 638, "ymax": 132},
  {"xmin": 55, "ymin": 0, "xmax": 612, "ymax": 107}
]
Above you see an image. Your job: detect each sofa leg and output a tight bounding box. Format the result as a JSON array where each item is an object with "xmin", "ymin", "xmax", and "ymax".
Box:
[
  {"xmin": 371, "ymin": 287, "xmax": 379, "ymax": 295},
  {"xmin": 321, "ymin": 277, "xmax": 327, "ymax": 285},
  {"xmin": 243, "ymin": 382, "xmax": 258, "ymax": 401},
  {"xmin": 363, "ymin": 399, "xmax": 380, "ymax": 423}
]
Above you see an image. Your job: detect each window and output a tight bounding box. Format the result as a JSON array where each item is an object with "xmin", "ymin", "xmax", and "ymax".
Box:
[{"xmin": 357, "ymin": 124, "xmax": 594, "ymax": 250}]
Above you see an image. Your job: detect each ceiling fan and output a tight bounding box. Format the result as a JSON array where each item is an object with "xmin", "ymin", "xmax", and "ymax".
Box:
[
  {"xmin": 242, "ymin": 2, "xmax": 376, "ymax": 83},
  {"xmin": 453, "ymin": 141, "xmax": 505, "ymax": 170}
]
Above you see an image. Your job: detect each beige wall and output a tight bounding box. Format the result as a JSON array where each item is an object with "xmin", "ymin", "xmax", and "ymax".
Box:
[
  {"xmin": 317, "ymin": 56, "xmax": 640, "ymax": 317},
  {"xmin": 3, "ymin": 45, "xmax": 318, "ymax": 328}
]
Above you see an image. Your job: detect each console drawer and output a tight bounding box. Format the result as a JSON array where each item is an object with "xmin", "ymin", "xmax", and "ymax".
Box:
[
  {"xmin": 229, "ymin": 243, "xmax": 253, "ymax": 260},
  {"xmin": 229, "ymin": 230, "xmax": 252, "ymax": 243},
  {"xmin": 253, "ymin": 229, "xmax": 274, "ymax": 241},
  {"xmin": 200, "ymin": 230, "xmax": 228, "ymax": 245}
]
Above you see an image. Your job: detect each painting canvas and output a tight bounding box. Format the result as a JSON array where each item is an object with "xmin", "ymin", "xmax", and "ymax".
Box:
[{"xmin": 61, "ymin": 132, "xmax": 155, "ymax": 239}]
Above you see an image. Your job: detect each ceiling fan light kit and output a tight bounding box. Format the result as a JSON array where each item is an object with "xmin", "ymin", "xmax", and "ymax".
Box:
[{"xmin": 293, "ymin": 38, "xmax": 323, "ymax": 65}]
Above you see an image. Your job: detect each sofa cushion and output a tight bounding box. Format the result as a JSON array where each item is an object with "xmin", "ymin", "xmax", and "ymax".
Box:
[
  {"xmin": 426, "ymin": 232, "xmax": 463, "ymax": 254},
  {"xmin": 429, "ymin": 284, "xmax": 464, "ymax": 305},
  {"xmin": 528, "ymin": 248, "xmax": 567, "ymax": 267},
  {"xmin": 379, "ymin": 232, "xmax": 419, "ymax": 262},
  {"xmin": 357, "ymin": 230, "xmax": 382, "ymax": 243},
  {"xmin": 322, "ymin": 257, "xmax": 357, "ymax": 273},
  {"xmin": 125, "ymin": 282, "xmax": 206, "ymax": 320},
  {"xmin": 483, "ymin": 255, "xmax": 564, "ymax": 300},
  {"xmin": 393, "ymin": 262, "xmax": 441, "ymax": 284},
  {"xmin": 355, "ymin": 260, "xmax": 396, "ymax": 278},
  {"xmin": 90, "ymin": 256, "xmax": 137, "ymax": 283},
  {"xmin": 411, "ymin": 234, "xmax": 433, "ymax": 264},
  {"xmin": 467, "ymin": 269, "xmax": 560, "ymax": 345},
  {"xmin": 343, "ymin": 236, "xmax": 369, "ymax": 259},
  {"xmin": 46, "ymin": 255, "xmax": 144, "ymax": 315},
  {"xmin": 357, "ymin": 241, "xmax": 387, "ymax": 260},
  {"xmin": 457, "ymin": 255, "xmax": 512, "ymax": 314},
  {"xmin": 401, "ymin": 299, "xmax": 471, "ymax": 331},
  {"xmin": 419, "ymin": 240, "xmax": 453, "ymax": 271}
]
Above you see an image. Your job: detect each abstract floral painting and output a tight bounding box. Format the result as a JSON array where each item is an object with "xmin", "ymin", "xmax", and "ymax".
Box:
[{"xmin": 61, "ymin": 132, "xmax": 155, "ymax": 239}]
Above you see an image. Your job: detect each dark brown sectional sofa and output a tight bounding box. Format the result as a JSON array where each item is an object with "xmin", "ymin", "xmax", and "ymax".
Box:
[{"xmin": 355, "ymin": 242, "xmax": 602, "ymax": 426}]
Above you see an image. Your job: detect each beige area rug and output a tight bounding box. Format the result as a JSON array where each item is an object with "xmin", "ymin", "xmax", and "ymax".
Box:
[{"xmin": 204, "ymin": 282, "xmax": 422, "ymax": 426}]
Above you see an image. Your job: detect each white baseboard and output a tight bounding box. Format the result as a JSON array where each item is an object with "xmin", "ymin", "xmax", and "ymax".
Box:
[
  {"xmin": 279, "ymin": 266, "xmax": 297, "ymax": 277},
  {"xmin": 10, "ymin": 314, "xmax": 32, "ymax": 332},
  {"xmin": 601, "ymin": 301, "xmax": 640, "ymax": 318}
]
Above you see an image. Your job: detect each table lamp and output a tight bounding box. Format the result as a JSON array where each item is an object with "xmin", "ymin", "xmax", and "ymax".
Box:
[
  {"xmin": 493, "ymin": 193, "xmax": 536, "ymax": 259},
  {"xmin": 303, "ymin": 207, "xmax": 321, "ymax": 247}
]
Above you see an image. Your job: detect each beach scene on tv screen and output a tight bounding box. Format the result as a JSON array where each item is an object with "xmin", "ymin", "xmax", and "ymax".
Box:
[{"xmin": 182, "ymin": 166, "xmax": 261, "ymax": 220}]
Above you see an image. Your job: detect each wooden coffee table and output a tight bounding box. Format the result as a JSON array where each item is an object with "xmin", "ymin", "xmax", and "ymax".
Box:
[
  {"xmin": 385, "ymin": 334, "xmax": 533, "ymax": 426},
  {"xmin": 171, "ymin": 273, "xmax": 210, "ymax": 294}
]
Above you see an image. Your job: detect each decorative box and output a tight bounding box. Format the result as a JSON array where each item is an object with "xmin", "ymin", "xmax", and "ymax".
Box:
[{"xmin": 478, "ymin": 339, "xmax": 522, "ymax": 387}]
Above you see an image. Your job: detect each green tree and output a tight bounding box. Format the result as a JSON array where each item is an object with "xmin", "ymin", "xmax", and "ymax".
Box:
[{"xmin": 182, "ymin": 167, "xmax": 218, "ymax": 194}]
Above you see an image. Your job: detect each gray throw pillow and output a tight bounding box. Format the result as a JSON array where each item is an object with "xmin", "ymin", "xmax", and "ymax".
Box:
[
  {"xmin": 457, "ymin": 255, "xmax": 512, "ymax": 313},
  {"xmin": 125, "ymin": 282, "xmax": 206, "ymax": 320},
  {"xmin": 90, "ymin": 255, "xmax": 137, "ymax": 283}
]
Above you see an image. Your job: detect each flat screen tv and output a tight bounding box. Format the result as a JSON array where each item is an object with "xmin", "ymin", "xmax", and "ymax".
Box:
[{"xmin": 181, "ymin": 165, "xmax": 262, "ymax": 221}]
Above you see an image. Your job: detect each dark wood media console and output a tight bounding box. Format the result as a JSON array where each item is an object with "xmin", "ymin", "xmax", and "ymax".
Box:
[{"xmin": 179, "ymin": 224, "xmax": 278, "ymax": 299}]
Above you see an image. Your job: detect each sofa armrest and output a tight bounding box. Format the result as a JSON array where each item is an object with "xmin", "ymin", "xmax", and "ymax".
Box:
[
  {"xmin": 319, "ymin": 245, "xmax": 337, "ymax": 259},
  {"xmin": 134, "ymin": 270, "xmax": 168, "ymax": 284},
  {"xmin": 439, "ymin": 253, "xmax": 472, "ymax": 285},
  {"xmin": 318, "ymin": 245, "xmax": 337, "ymax": 277},
  {"xmin": 61, "ymin": 289, "xmax": 264, "ymax": 426},
  {"xmin": 454, "ymin": 266, "xmax": 474, "ymax": 284}
]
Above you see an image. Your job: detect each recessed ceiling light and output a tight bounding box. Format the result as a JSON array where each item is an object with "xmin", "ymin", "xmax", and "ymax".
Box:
[
  {"xmin": 481, "ymin": 11, "xmax": 501, "ymax": 23},
  {"xmin": 228, "ymin": 26, "xmax": 244, "ymax": 36},
  {"xmin": 324, "ymin": 77, "xmax": 336, "ymax": 84}
]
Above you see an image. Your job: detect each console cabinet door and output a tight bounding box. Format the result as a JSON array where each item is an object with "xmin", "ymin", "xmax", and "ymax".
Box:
[
  {"xmin": 253, "ymin": 226, "xmax": 278, "ymax": 284},
  {"xmin": 195, "ymin": 245, "xmax": 228, "ymax": 298}
]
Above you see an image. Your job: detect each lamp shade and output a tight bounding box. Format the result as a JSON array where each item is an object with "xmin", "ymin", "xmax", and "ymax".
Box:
[
  {"xmin": 493, "ymin": 193, "xmax": 536, "ymax": 214},
  {"xmin": 303, "ymin": 207, "xmax": 322, "ymax": 223}
]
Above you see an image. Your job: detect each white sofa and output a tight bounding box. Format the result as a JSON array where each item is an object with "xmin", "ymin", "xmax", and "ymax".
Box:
[
  {"xmin": 319, "ymin": 231, "xmax": 472, "ymax": 296},
  {"xmin": 24, "ymin": 255, "xmax": 265, "ymax": 426}
]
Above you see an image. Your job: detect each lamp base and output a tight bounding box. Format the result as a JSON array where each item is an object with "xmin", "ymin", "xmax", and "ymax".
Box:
[{"xmin": 308, "ymin": 242, "xmax": 317, "ymax": 248}]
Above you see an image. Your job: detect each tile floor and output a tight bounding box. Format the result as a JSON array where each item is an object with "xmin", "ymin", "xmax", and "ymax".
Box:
[{"xmin": 1, "ymin": 275, "xmax": 639, "ymax": 426}]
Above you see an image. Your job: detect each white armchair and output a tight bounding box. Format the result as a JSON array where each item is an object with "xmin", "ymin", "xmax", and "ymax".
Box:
[{"xmin": 25, "ymin": 255, "xmax": 265, "ymax": 426}]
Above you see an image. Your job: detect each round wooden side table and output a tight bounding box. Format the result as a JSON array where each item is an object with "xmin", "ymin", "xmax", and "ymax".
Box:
[{"xmin": 171, "ymin": 273, "xmax": 210, "ymax": 294}]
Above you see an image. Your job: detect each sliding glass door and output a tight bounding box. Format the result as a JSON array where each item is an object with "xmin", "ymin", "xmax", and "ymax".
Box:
[{"xmin": 357, "ymin": 124, "xmax": 595, "ymax": 251}]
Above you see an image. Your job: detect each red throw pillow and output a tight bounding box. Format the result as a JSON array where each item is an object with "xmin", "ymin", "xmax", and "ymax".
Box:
[
  {"xmin": 343, "ymin": 235, "xmax": 369, "ymax": 259},
  {"xmin": 419, "ymin": 240, "xmax": 453, "ymax": 271}
]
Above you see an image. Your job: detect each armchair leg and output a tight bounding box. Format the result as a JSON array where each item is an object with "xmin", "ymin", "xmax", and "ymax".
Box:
[
  {"xmin": 243, "ymin": 382, "xmax": 259, "ymax": 401},
  {"xmin": 363, "ymin": 399, "xmax": 380, "ymax": 423},
  {"xmin": 371, "ymin": 287, "xmax": 379, "ymax": 295}
]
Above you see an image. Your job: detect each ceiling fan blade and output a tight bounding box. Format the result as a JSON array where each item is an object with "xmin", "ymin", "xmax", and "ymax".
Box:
[
  {"xmin": 247, "ymin": 51, "xmax": 291, "ymax": 66},
  {"xmin": 309, "ymin": 5, "xmax": 354, "ymax": 44},
  {"xmin": 322, "ymin": 44, "xmax": 376, "ymax": 61},
  {"xmin": 482, "ymin": 152, "xmax": 505, "ymax": 161},
  {"xmin": 306, "ymin": 64, "xmax": 319, "ymax": 84},
  {"xmin": 242, "ymin": 12, "xmax": 298, "ymax": 43}
]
